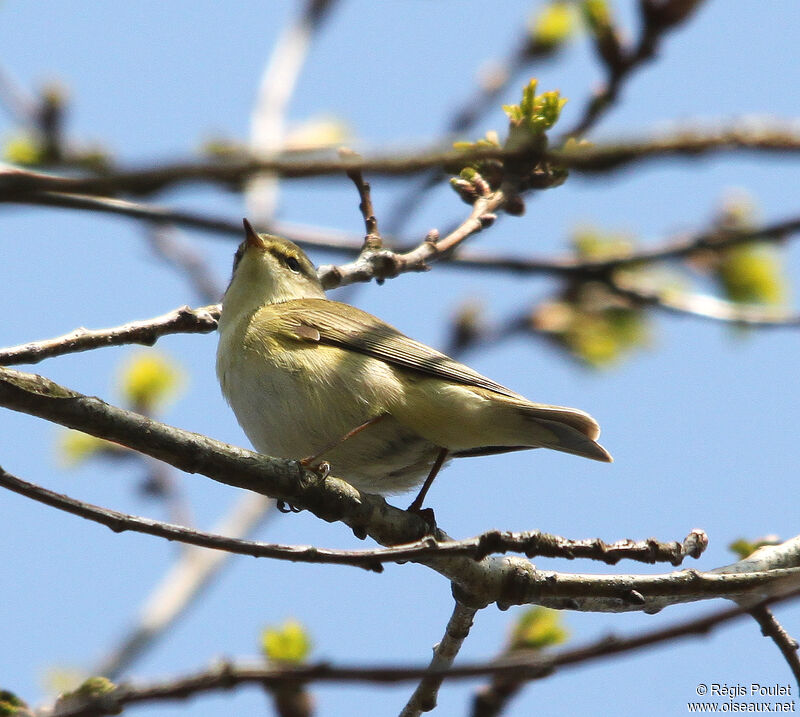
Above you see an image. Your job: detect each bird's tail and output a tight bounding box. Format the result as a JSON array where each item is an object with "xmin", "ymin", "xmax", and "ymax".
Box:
[{"xmin": 514, "ymin": 403, "xmax": 612, "ymax": 462}]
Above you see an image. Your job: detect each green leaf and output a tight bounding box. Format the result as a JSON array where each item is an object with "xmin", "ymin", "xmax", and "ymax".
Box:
[
  {"xmin": 261, "ymin": 619, "xmax": 312, "ymax": 664},
  {"xmin": 729, "ymin": 536, "xmax": 780, "ymax": 560},
  {"xmin": 57, "ymin": 430, "xmax": 111, "ymax": 467}
]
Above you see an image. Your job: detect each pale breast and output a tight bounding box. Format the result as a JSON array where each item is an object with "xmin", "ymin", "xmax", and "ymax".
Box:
[{"xmin": 217, "ymin": 313, "xmax": 442, "ymax": 494}]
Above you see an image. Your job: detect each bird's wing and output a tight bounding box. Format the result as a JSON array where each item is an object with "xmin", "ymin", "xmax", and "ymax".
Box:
[{"xmin": 264, "ymin": 298, "xmax": 524, "ymax": 400}]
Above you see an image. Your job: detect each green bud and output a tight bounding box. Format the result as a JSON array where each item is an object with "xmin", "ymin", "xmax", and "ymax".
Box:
[
  {"xmin": 581, "ymin": 0, "xmax": 612, "ymax": 34},
  {"xmin": 510, "ymin": 607, "xmax": 569, "ymax": 651},
  {"xmin": 717, "ymin": 243, "xmax": 788, "ymax": 306},
  {"xmin": 261, "ymin": 619, "xmax": 312, "ymax": 664},
  {"xmin": 119, "ymin": 351, "xmax": 183, "ymax": 413},
  {"xmin": 530, "ymin": 1, "xmax": 575, "ymax": 50}
]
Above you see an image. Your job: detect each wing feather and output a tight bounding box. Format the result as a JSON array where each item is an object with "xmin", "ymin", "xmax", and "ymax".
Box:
[{"xmin": 267, "ymin": 298, "xmax": 525, "ymax": 399}]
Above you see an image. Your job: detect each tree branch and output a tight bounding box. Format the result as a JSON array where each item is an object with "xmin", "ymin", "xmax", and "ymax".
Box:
[
  {"xmin": 0, "ymin": 305, "xmax": 220, "ymax": 366},
  {"xmin": 399, "ymin": 600, "xmax": 479, "ymax": 716},
  {"xmin": 0, "ymin": 466, "xmax": 708, "ymax": 571},
  {"xmin": 246, "ymin": 0, "xmax": 338, "ymax": 224},
  {"xmin": 748, "ymin": 606, "xmax": 800, "ymax": 687},
  {"xmin": 38, "ymin": 589, "xmax": 800, "ymax": 717},
  {"xmin": 565, "ymin": 0, "xmax": 706, "ymax": 137},
  {"xmin": 1, "ymin": 366, "xmax": 799, "ymax": 614},
  {"xmin": 1, "ymin": 123, "xmax": 799, "ymax": 196}
]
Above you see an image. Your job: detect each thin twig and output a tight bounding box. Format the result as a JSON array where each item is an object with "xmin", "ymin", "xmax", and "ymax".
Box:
[
  {"xmin": 0, "ymin": 305, "xmax": 220, "ymax": 366},
  {"xmin": 748, "ymin": 606, "xmax": 800, "ymax": 688},
  {"xmin": 343, "ymin": 151, "xmax": 382, "ymax": 249},
  {"xmin": 0, "ymin": 467, "xmax": 708, "ymax": 570},
  {"xmin": 38, "ymin": 590, "xmax": 800, "ymax": 717},
  {"xmin": 319, "ymin": 190, "xmax": 506, "ymax": 289},
  {"xmin": 399, "ymin": 601, "xmax": 479, "ymax": 716}
]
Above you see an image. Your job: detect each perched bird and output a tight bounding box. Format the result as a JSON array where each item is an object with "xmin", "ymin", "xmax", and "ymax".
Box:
[{"xmin": 217, "ymin": 220, "xmax": 611, "ymax": 511}]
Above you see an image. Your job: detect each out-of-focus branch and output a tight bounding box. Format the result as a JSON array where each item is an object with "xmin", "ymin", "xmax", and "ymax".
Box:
[
  {"xmin": 0, "ymin": 64, "xmax": 37, "ymax": 122},
  {"xmin": 94, "ymin": 492, "xmax": 274, "ymax": 680},
  {"xmin": 246, "ymin": 0, "xmax": 338, "ymax": 223},
  {"xmin": 2, "ymin": 123, "xmax": 800, "ymax": 196},
  {"xmin": 399, "ymin": 600, "xmax": 479, "ymax": 716},
  {"xmin": 566, "ymin": 0, "xmax": 707, "ymax": 137},
  {"xmin": 38, "ymin": 589, "xmax": 800, "ymax": 717},
  {"xmin": 611, "ymin": 275, "xmax": 800, "ymax": 328},
  {"xmin": 144, "ymin": 225, "xmax": 224, "ymax": 303}
]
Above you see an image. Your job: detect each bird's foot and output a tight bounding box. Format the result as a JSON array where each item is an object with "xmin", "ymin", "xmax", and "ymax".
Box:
[
  {"xmin": 299, "ymin": 458, "xmax": 331, "ymax": 480},
  {"xmin": 406, "ymin": 504, "xmax": 437, "ymax": 534}
]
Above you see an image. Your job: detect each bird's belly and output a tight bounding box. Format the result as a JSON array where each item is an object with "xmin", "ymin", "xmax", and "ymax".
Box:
[{"xmin": 217, "ymin": 343, "xmax": 442, "ymax": 495}]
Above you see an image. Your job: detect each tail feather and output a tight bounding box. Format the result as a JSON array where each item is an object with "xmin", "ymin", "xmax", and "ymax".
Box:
[
  {"xmin": 523, "ymin": 404, "xmax": 601, "ymax": 440},
  {"xmin": 531, "ymin": 416, "xmax": 612, "ymax": 462},
  {"xmin": 511, "ymin": 402, "xmax": 611, "ymax": 462}
]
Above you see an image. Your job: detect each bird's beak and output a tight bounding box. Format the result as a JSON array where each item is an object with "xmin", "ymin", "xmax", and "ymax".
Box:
[{"xmin": 243, "ymin": 218, "xmax": 266, "ymax": 250}]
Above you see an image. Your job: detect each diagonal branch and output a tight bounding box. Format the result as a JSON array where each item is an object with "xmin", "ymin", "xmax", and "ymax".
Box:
[
  {"xmin": 565, "ymin": 0, "xmax": 706, "ymax": 138},
  {"xmin": 246, "ymin": 0, "xmax": 338, "ymax": 223},
  {"xmin": 2, "ymin": 366, "xmax": 800, "ymax": 615},
  {"xmin": 748, "ymin": 606, "xmax": 800, "ymax": 687},
  {"xmin": 399, "ymin": 600, "xmax": 479, "ymax": 716}
]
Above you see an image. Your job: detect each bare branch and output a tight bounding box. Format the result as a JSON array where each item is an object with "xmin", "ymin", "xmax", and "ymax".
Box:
[
  {"xmin": 748, "ymin": 606, "xmax": 800, "ymax": 687},
  {"xmin": 1, "ymin": 366, "xmax": 799, "ymax": 614},
  {"xmin": 246, "ymin": 0, "xmax": 338, "ymax": 224},
  {"xmin": 400, "ymin": 601, "xmax": 479, "ymax": 716},
  {"xmin": 1, "ymin": 123, "xmax": 800, "ymax": 197},
  {"xmin": 0, "ymin": 467, "xmax": 708, "ymax": 573},
  {"xmin": 37, "ymin": 590, "xmax": 800, "ymax": 717},
  {"xmin": 318, "ymin": 190, "xmax": 506, "ymax": 289},
  {"xmin": 566, "ymin": 0, "xmax": 707, "ymax": 137},
  {"xmin": 0, "ymin": 305, "xmax": 220, "ymax": 366},
  {"xmin": 343, "ymin": 151, "xmax": 382, "ymax": 249}
]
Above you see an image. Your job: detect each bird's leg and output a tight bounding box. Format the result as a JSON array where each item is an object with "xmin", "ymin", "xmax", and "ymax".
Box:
[
  {"xmin": 407, "ymin": 447, "xmax": 449, "ymax": 515},
  {"xmin": 300, "ymin": 413, "xmax": 388, "ymax": 468}
]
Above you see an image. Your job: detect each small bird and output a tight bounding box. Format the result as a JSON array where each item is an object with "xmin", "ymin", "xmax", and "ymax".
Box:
[{"xmin": 216, "ymin": 220, "xmax": 611, "ymax": 511}]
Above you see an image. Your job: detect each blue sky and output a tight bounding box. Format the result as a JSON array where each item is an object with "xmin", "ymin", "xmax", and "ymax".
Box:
[{"xmin": 2, "ymin": 2, "xmax": 800, "ymax": 715}]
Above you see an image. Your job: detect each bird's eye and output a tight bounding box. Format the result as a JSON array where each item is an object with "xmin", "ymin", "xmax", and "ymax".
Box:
[{"xmin": 285, "ymin": 255, "xmax": 302, "ymax": 273}]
